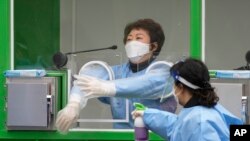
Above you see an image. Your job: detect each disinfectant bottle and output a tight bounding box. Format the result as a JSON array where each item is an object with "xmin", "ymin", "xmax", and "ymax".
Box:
[{"xmin": 134, "ymin": 103, "xmax": 148, "ymax": 141}]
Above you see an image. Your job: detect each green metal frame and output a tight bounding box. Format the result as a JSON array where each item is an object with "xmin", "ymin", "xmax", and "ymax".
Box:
[
  {"xmin": 47, "ymin": 70, "xmax": 68, "ymax": 107},
  {"xmin": 0, "ymin": 0, "xmax": 202, "ymax": 140},
  {"xmin": 190, "ymin": 0, "xmax": 202, "ymax": 59},
  {"xmin": 0, "ymin": 0, "xmax": 10, "ymax": 135}
]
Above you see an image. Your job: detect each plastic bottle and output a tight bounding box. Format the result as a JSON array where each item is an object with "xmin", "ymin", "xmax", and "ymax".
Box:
[{"xmin": 134, "ymin": 103, "xmax": 148, "ymax": 141}]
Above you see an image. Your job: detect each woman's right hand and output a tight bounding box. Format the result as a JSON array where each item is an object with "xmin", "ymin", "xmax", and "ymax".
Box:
[{"xmin": 131, "ymin": 110, "xmax": 145, "ymax": 119}]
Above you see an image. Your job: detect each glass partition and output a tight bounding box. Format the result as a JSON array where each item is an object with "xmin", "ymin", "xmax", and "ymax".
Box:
[
  {"xmin": 13, "ymin": 0, "xmax": 190, "ymax": 131},
  {"xmin": 60, "ymin": 0, "xmax": 190, "ymax": 130},
  {"xmin": 205, "ymin": 0, "xmax": 250, "ymax": 70},
  {"xmin": 69, "ymin": 52, "xmax": 129, "ymax": 129},
  {"xmin": 14, "ymin": 0, "xmax": 59, "ymax": 69},
  {"xmin": 60, "ymin": 0, "xmax": 190, "ymax": 72}
]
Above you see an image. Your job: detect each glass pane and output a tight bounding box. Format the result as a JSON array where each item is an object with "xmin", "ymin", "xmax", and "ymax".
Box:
[
  {"xmin": 60, "ymin": 0, "xmax": 190, "ymax": 130},
  {"xmin": 205, "ymin": 0, "xmax": 250, "ymax": 70},
  {"xmin": 13, "ymin": 0, "xmax": 190, "ymax": 130},
  {"xmin": 14, "ymin": 0, "xmax": 59, "ymax": 69},
  {"xmin": 71, "ymin": 52, "xmax": 127, "ymax": 129},
  {"xmin": 60, "ymin": 0, "xmax": 190, "ymax": 70}
]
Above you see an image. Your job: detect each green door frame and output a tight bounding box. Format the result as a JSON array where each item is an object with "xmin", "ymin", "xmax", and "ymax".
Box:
[{"xmin": 0, "ymin": 0, "xmax": 202, "ymax": 140}]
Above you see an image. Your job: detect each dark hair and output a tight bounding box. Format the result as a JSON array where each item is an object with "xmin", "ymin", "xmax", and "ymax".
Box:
[
  {"xmin": 123, "ymin": 18, "xmax": 165, "ymax": 56},
  {"xmin": 170, "ymin": 58, "xmax": 219, "ymax": 107}
]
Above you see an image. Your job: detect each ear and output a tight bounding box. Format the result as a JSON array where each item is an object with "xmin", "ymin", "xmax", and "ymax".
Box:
[
  {"xmin": 150, "ymin": 42, "xmax": 158, "ymax": 52},
  {"xmin": 178, "ymin": 84, "xmax": 185, "ymax": 94}
]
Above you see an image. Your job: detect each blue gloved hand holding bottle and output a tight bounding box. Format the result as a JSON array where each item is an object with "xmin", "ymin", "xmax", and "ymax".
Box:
[{"xmin": 132, "ymin": 103, "xmax": 148, "ymax": 141}]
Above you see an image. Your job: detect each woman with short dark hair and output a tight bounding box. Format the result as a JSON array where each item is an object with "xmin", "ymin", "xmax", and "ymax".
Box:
[{"xmin": 56, "ymin": 18, "xmax": 177, "ymax": 133}]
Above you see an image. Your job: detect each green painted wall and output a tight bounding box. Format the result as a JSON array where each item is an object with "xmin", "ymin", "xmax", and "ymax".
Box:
[{"xmin": 14, "ymin": 0, "xmax": 60, "ymax": 69}]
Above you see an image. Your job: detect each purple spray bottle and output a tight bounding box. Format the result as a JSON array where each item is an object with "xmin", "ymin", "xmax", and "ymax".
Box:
[{"xmin": 134, "ymin": 103, "xmax": 148, "ymax": 141}]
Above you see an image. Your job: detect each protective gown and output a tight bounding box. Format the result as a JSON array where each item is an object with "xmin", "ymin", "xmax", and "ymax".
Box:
[
  {"xmin": 71, "ymin": 61, "xmax": 177, "ymax": 129},
  {"xmin": 99, "ymin": 61, "xmax": 176, "ymax": 128},
  {"xmin": 143, "ymin": 104, "xmax": 243, "ymax": 141}
]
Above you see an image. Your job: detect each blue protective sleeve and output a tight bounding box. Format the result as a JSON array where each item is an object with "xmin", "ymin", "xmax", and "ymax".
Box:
[
  {"xmin": 113, "ymin": 67, "xmax": 173, "ymax": 99},
  {"xmin": 143, "ymin": 108, "xmax": 177, "ymax": 140}
]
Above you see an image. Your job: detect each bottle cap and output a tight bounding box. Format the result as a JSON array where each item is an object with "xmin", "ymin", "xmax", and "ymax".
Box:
[{"xmin": 133, "ymin": 103, "xmax": 147, "ymax": 111}]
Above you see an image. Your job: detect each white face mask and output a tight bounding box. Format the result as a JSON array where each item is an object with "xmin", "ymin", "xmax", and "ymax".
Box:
[
  {"xmin": 129, "ymin": 56, "xmax": 142, "ymax": 63},
  {"xmin": 125, "ymin": 41, "xmax": 150, "ymax": 63}
]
